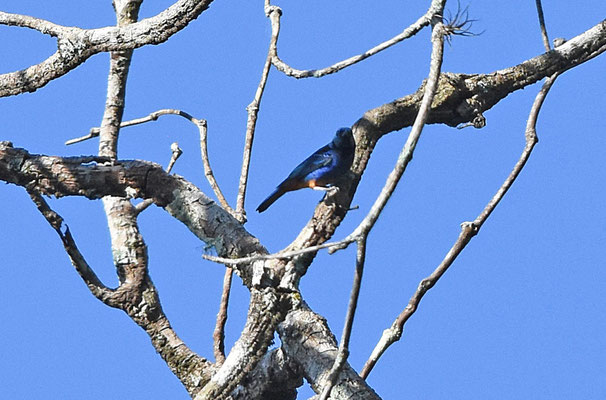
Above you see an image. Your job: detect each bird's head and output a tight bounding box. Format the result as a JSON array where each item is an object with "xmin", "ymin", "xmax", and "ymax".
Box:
[{"xmin": 332, "ymin": 127, "xmax": 355, "ymax": 150}]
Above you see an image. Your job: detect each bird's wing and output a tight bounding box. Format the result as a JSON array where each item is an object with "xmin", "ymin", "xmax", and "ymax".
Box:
[{"xmin": 286, "ymin": 144, "xmax": 334, "ymax": 181}]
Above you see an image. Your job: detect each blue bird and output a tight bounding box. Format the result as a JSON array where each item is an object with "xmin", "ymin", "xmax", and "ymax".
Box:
[{"xmin": 256, "ymin": 127, "xmax": 355, "ymax": 213}]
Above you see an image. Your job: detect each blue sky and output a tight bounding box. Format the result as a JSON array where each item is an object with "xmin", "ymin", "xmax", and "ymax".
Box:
[{"xmin": 1, "ymin": 1, "xmax": 606, "ymax": 399}]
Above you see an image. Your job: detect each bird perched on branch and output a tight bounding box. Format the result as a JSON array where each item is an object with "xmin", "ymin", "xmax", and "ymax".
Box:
[{"xmin": 256, "ymin": 127, "xmax": 355, "ymax": 213}]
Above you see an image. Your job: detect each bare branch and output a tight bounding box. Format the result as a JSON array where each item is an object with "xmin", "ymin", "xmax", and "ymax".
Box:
[
  {"xmin": 319, "ymin": 237, "xmax": 367, "ymax": 400},
  {"xmin": 167, "ymin": 141, "xmax": 183, "ymax": 172},
  {"xmin": 228, "ymin": 347, "xmax": 302, "ymax": 400},
  {"xmin": 135, "ymin": 142, "xmax": 183, "ymax": 214},
  {"xmin": 347, "ymin": 11, "xmax": 447, "ymax": 241},
  {"xmin": 85, "ymin": 2, "xmax": 214, "ymax": 394},
  {"xmin": 193, "ymin": 289, "xmax": 285, "ymax": 400},
  {"xmin": 65, "ymin": 108, "xmax": 197, "ymax": 145},
  {"xmin": 199, "ymin": 119, "xmax": 236, "ymax": 215},
  {"xmin": 234, "ymin": 5, "xmax": 281, "ymax": 223},
  {"xmin": 269, "ymin": 1, "xmax": 442, "ymax": 79},
  {"xmin": 26, "ymin": 190, "xmax": 115, "ymax": 302},
  {"xmin": 535, "ymin": 0, "xmax": 551, "ymax": 51},
  {"xmin": 0, "ymin": 12, "xmax": 66, "ymax": 37},
  {"xmin": 319, "ymin": 10, "xmax": 449, "ymax": 395},
  {"xmin": 0, "ymin": 146, "xmax": 265, "ymax": 270},
  {"xmin": 67, "ymin": 109, "xmax": 236, "ymax": 216},
  {"xmin": 203, "ymin": 17, "xmax": 606, "ymax": 271},
  {"xmin": 278, "ymin": 304, "xmax": 380, "ymax": 400},
  {"xmin": 202, "ymin": 239, "xmax": 344, "ymax": 265},
  {"xmin": 213, "ymin": 267, "xmax": 233, "ymax": 365},
  {"xmin": 0, "ymin": 0, "xmax": 215, "ymax": 97},
  {"xmin": 360, "ymin": 72, "xmax": 561, "ymax": 379},
  {"xmin": 357, "ymin": 18, "xmax": 606, "ymax": 135}
]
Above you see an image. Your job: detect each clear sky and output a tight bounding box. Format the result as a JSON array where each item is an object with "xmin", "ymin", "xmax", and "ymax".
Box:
[{"xmin": 1, "ymin": 1, "xmax": 606, "ymax": 399}]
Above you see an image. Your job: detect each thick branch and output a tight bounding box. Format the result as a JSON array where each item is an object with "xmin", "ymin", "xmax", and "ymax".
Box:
[
  {"xmin": 1, "ymin": 17, "xmax": 604, "ymax": 400},
  {"xmin": 228, "ymin": 347, "xmax": 302, "ymax": 400},
  {"xmin": 194, "ymin": 289, "xmax": 287, "ymax": 400},
  {"xmin": 361, "ymin": 18, "xmax": 606, "ymax": 135},
  {"xmin": 279, "ymin": 303, "xmax": 380, "ymax": 400},
  {"xmin": 67, "ymin": 109, "xmax": 236, "ymax": 216},
  {"xmin": 279, "ymin": 18, "xmax": 606, "ymax": 271},
  {"xmin": 0, "ymin": 0, "xmax": 215, "ymax": 97},
  {"xmin": 84, "ymin": 1, "xmax": 214, "ymax": 394},
  {"xmin": 0, "ymin": 144, "xmax": 264, "ymax": 271}
]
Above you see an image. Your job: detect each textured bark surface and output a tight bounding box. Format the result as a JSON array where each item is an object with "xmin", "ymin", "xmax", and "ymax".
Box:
[
  {"xmin": 1, "ymin": 4, "xmax": 605, "ymax": 399},
  {"xmin": 0, "ymin": 0, "xmax": 215, "ymax": 97}
]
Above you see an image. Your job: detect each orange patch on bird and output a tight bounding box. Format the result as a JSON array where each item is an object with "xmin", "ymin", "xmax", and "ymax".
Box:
[{"xmin": 308, "ymin": 179, "xmax": 317, "ymax": 188}]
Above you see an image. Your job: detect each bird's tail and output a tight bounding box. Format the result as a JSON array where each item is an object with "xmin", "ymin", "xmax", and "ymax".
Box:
[{"xmin": 256, "ymin": 188, "xmax": 285, "ymax": 213}]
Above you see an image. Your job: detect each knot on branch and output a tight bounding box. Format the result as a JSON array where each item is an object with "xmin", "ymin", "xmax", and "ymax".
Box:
[
  {"xmin": 461, "ymin": 221, "xmax": 479, "ymax": 236},
  {"xmin": 265, "ymin": 5, "xmax": 282, "ymax": 18}
]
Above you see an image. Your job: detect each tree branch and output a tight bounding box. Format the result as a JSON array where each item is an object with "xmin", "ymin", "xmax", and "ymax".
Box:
[
  {"xmin": 535, "ymin": 0, "xmax": 551, "ymax": 51},
  {"xmin": 278, "ymin": 303, "xmax": 380, "ymax": 400},
  {"xmin": 80, "ymin": 1, "xmax": 213, "ymax": 394},
  {"xmin": 316, "ymin": 12, "xmax": 447, "ymax": 397},
  {"xmin": 66, "ymin": 109, "xmax": 236, "ymax": 216},
  {"xmin": 201, "ymin": 17, "xmax": 606, "ymax": 281},
  {"xmin": 269, "ymin": 1, "xmax": 441, "ymax": 79},
  {"xmin": 228, "ymin": 347, "xmax": 302, "ymax": 400},
  {"xmin": 26, "ymin": 190, "xmax": 115, "ymax": 302},
  {"xmin": 135, "ymin": 142, "xmax": 183, "ymax": 214},
  {"xmin": 360, "ymin": 71, "xmax": 561, "ymax": 379},
  {"xmin": 0, "ymin": 146, "xmax": 265, "ymax": 281},
  {"xmin": 347, "ymin": 12, "xmax": 446, "ymax": 243},
  {"xmin": 319, "ymin": 237, "xmax": 367, "ymax": 400},
  {"xmin": 213, "ymin": 266, "xmax": 233, "ymax": 365},
  {"xmin": 193, "ymin": 289, "xmax": 287, "ymax": 400},
  {"xmin": 234, "ymin": 4, "xmax": 281, "ymax": 222},
  {"xmin": 0, "ymin": 0, "xmax": 216, "ymax": 97}
]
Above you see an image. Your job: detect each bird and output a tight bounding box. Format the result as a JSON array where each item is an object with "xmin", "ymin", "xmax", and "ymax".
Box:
[{"xmin": 256, "ymin": 127, "xmax": 355, "ymax": 213}]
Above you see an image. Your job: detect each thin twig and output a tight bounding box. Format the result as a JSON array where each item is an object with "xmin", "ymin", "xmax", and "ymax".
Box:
[
  {"xmin": 319, "ymin": 237, "xmax": 367, "ymax": 400},
  {"xmin": 27, "ymin": 190, "xmax": 115, "ymax": 303},
  {"xmin": 347, "ymin": 7, "xmax": 446, "ymax": 241},
  {"xmin": 66, "ymin": 108, "xmax": 196, "ymax": 145},
  {"xmin": 360, "ymin": 72, "xmax": 560, "ymax": 379},
  {"xmin": 199, "ymin": 119, "xmax": 236, "ymax": 215},
  {"xmin": 234, "ymin": 5, "xmax": 281, "ymax": 223},
  {"xmin": 269, "ymin": 3, "xmax": 437, "ymax": 79},
  {"xmin": 317, "ymin": 8, "xmax": 447, "ymax": 395},
  {"xmin": 213, "ymin": 267, "xmax": 233, "ymax": 364},
  {"xmin": 202, "ymin": 236, "xmax": 354, "ymax": 266},
  {"xmin": 535, "ymin": 0, "xmax": 551, "ymax": 51},
  {"xmin": 67, "ymin": 108, "xmax": 236, "ymax": 215},
  {"xmin": 135, "ymin": 142, "xmax": 183, "ymax": 214}
]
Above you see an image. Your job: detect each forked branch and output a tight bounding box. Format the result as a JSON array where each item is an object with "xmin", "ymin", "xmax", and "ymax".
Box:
[
  {"xmin": 268, "ymin": 0, "xmax": 443, "ymax": 79},
  {"xmin": 0, "ymin": 0, "xmax": 215, "ymax": 97}
]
